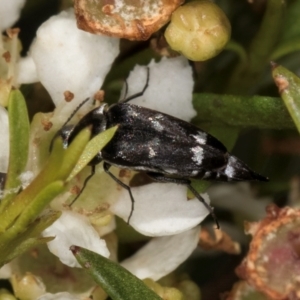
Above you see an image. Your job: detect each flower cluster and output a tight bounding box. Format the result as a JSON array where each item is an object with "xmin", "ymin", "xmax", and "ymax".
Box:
[{"xmin": 0, "ymin": 3, "xmax": 210, "ymax": 299}]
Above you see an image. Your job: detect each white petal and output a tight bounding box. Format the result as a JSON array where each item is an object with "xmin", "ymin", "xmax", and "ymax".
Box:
[
  {"xmin": 0, "ymin": 263, "xmax": 12, "ymax": 279},
  {"xmin": 16, "ymin": 56, "xmax": 38, "ymax": 84},
  {"xmin": 208, "ymin": 183, "xmax": 271, "ymax": 221},
  {"xmin": 37, "ymin": 292, "xmax": 80, "ymax": 300},
  {"xmin": 29, "ymin": 9, "xmax": 119, "ymax": 118},
  {"xmin": 124, "ymin": 56, "xmax": 196, "ymax": 121},
  {"xmin": 0, "ymin": 106, "xmax": 9, "ymax": 173},
  {"xmin": 42, "ymin": 211, "xmax": 110, "ymax": 268},
  {"xmin": 0, "ymin": 0, "xmax": 26, "ymax": 30},
  {"xmin": 110, "ymin": 182, "xmax": 210, "ymax": 236},
  {"xmin": 121, "ymin": 226, "xmax": 200, "ymax": 280}
]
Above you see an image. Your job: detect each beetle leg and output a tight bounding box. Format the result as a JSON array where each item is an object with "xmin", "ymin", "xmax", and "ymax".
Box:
[
  {"xmin": 147, "ymin": 172, "xmax": 219, "ymax": 229},
  {"xmin": 69, "ymin": 165, "xmax": 96, "ymax": 206},
  {"xmin": 122, "ymin": 68, "xmax": 150, "ymax": 103},
  {"xmin": 103, "ymin": 162, "xmax": 135, "ymax": 224}
]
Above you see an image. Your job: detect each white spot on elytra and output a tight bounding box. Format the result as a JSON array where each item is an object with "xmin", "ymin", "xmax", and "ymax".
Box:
[
  {"xmin": 191, "ymin": 146, "xmax": 203, "ymax": 165},
  {"xmin": 148, "ymin": 114, "xmax": 164, "ymax": 131},
  {"xmin": 224, "ymin": 156, "xmax": 237, "ymax": 178},
  {"xmin": 149, "ymin": 147, "xmax": 156, "ymax": 158},
  {"xmin": 191, "ymin": 132, "xmax": 207, "ymax": 145}
]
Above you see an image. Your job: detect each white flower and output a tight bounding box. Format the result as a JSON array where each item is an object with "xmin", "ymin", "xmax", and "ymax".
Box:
[
  {"xmin": 12, "ymin": 7, "xmax": 205, "ymax": 283},
  {"xmin": 42, "ymin": 211, "xmax": 110, "ymax": 268},
  {"xmin": 121, "ymin": 226, "xmax": 201, "ymax": 280},
  {"xmin": 111, "ymin": 183, "xmax": 210, "ymax": 236},
  {"xmin": 0, "ymin": 263, "xmax": 12, "ymax": 279},
  {"xmin": 208, "ymin": 182, "xmax": 271, "ymax": 221},
  {"xmin": 0, "ymin": 0, "xmax": 26, "ymax": 31},
  {"xmin": 17, "ymin": 9, "xmax": 120, "ymax": 121},
  {"xmin": 19, "ymin": 9, "xmax": 120, "ymax": 174},
  {"xmin": 124, "ymin": 56, "xmax": 196, "ymax": 121}
]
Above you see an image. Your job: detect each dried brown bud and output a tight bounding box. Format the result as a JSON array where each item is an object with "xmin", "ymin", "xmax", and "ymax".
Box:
[
  {"xmin": 74, "ymin": 0, "xmax": 183, "ymax": 41},
  {"xmin": 237, "ymin": 205, "xmax": 300, "ymax": 299}
]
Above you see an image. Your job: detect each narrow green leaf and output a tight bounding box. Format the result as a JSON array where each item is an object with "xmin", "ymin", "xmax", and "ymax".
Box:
[
  {"xmin": 0, "ymin": 128, "xmax": 90, "ymax": 232},
  {"xmin": 1, "ymin": 90, "xmax": 30, "ymax": 209},
  {"xmin": 226, "ymin": 0, "xmax": 285, "ymax": 94},
  {"xmin": 272, "ymin": 63, "xmax": 300, "ymax": 132},
  {"xmin": 11, "ymin": 181, "xmax": 64, "ymax": 232},
  {"xmin": 0, "ymin": 210, "xmax": 60, "ymax": 267},
  {"xmin": 271, "ymin": 37, "xmax": 300, "ymax": 60},
  {"xmin": 71, "ymin": 246, "xmax": 162, "ymax": 300},
  {"xmin": 56, "ymin": 127, "xmax": 92, "ymax": 180},
  {"xmin": 224, "ymin": 40, "xmax": 247, "ymax": 63},
  {"xmin": 67, "ymin": 126, "xmax": 118, "ymax": 181},
  {"xmin": 0, "ymin": 138, "xmax": 65, "ymax": 232},
  {"xmin": 19, "ymin": 209, "xmax": 61, "ymax": 238},
  {"xmin": 192, "ymin": 93, "xmax": 293, "ymax": 129},
  {"xmin": 1, "ymin": 236, "xmax": 54, "ymax": 267},
  {"xmin": 271, "ymin": 1, "xmax": 300, "ymax": 59},
  {"xmin": 248, "ymin": 0, "xmax": 284, "ymax": 63},
  {"xmin": 277, "ymin": 0, "xmax": 300, "ymax": 44}
]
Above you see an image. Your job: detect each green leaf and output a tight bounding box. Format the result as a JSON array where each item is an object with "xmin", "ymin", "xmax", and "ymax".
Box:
[
  {"xmin": 271, "ymin": 37, "xmax": 300, "ymax": 60},
  {"xmin": 56, "ymin": 127, "xmax": 92, "ymax": 180},
  {"xmin": 226, "ymin": 0, "xmax": 285, "ymax": 94},
  {"xmin": 192, "ymin": 93, "xmax": 293, "ymax": 129},
  {"xmin": 271, "ymin": 0, "xmax": 300, "ymax": 59},
  {"xmin": 0, "ymin": 138, "xmax": 63, "ymax": 232},
  {"xmin": 67, "ymin": 125, "xmax": 118, "ymax": 181},
  {"xmin": 2, "ymin": 236, "xmax": 54, "ymax": 266},
  {"xmin": 10, "ymin": 181, "xmax": 64, "ymax": 232},
  {"xmin": 272, "ymin": 63, "xmax": 300, "ymax": 133},
  {"xmin": 224, "ymin": 40, "xmax": 247, "ymax": 63},
  {"xmin": 278, "ymin": 0, "xmax": 300, "ymax": 44},
  {"xmin": 0, "ymin": 210, "xmax": 60, "ymax": 267},
  {"xmin": 1, "ymin": 90, "xmax": 30, "ymax": 210},
  {"xmin": 18, "ymin": 209, "xmax": 61, "ymax": 239},
  {"xmin": 71, "ymin": 246, "xmax": 162, "ymax": 300},
  {"xmin": 0, "ymin": 128, "xmax": 91, "ymax": 232}
]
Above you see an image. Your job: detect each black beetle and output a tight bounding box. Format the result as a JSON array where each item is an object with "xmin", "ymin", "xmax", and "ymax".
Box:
[{"xmin": 58, "ymin": 69, "xmax": 268, "ymax": 228}]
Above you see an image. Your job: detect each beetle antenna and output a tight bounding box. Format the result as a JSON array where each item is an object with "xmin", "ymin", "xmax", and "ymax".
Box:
[
  {"xmin": 62, "ymin": 97, "xmax": 92, "ymax": 128},
  {"xmin": 122, "ymin": 67, "xmax": 150, "ymax": 103},
  {"xmin": 121, "ymin": 80, "xmax": 129, "ymax": 101}
]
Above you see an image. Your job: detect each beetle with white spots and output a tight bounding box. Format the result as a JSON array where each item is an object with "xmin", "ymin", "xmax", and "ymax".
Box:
[{"xmin": 57, "ymin": 70, "xmax": 268, "ymax": 228}]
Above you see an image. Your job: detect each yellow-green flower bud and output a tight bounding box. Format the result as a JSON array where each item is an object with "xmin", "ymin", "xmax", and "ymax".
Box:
[{"xmin": 164, "ymin": 0, "xmax": 231, "ymax": 61}]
